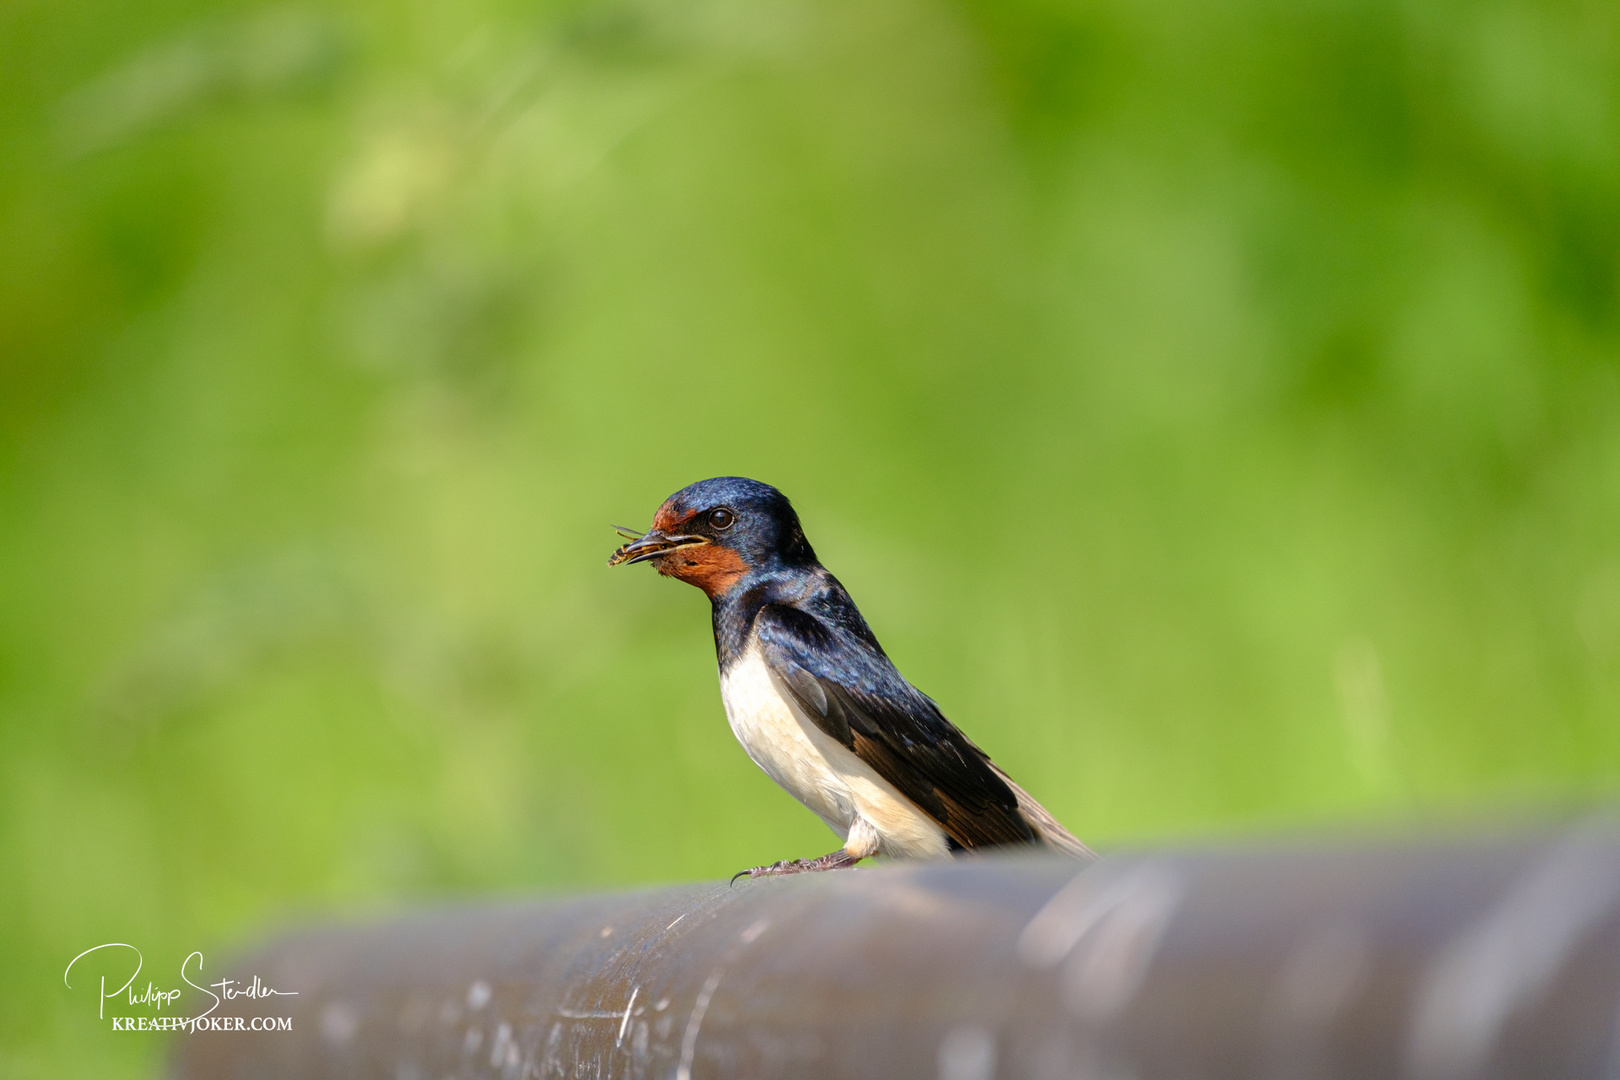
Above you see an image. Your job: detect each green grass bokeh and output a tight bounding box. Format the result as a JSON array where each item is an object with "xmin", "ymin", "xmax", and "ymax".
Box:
[{"xmin": 3, "ymin": 0, "xmax": 1618, "ymax": 1073}]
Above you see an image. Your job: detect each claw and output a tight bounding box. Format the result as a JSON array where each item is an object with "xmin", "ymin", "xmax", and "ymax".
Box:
[{"xmin": 728, "ymin": 851, "xmax": 859, "ymax": 883}]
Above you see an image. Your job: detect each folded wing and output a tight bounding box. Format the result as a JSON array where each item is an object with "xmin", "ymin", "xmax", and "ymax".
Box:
[{"xmin": 753, "ymin": 603, "xmax": 1037, "ymax": 849}]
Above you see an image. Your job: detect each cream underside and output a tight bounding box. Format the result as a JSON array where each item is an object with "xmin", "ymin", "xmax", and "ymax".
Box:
[{"xmin": 719, "ymin": 644, "xmax": 951, "ymax": 861}]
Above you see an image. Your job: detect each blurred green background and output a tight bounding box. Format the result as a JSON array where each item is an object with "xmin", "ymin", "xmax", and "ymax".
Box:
[{"xmin": 3, "ymin": 0, "xmax": 1619, "ymax": 1072}]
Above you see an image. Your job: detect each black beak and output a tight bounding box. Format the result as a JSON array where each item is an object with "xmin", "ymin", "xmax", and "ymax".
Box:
[{"xmin": 607, "ymin": 528, "xmax": 709, "ymax": 567}]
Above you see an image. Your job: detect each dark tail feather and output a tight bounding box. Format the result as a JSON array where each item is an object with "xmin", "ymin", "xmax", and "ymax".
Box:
[{"xmin": 990, "ymin": 763, "xmax": 1097, "ymax": 860}]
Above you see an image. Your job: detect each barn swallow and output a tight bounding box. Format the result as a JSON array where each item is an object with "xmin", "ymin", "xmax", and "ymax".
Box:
[{"xmin": 609, "ymin": 476, "xmax": 1094, "ymax": 878}]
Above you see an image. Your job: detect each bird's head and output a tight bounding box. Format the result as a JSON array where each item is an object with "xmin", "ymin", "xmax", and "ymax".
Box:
[{"xmin": 608, "ymin": 476, "xmax": 817, "ymax": 598}]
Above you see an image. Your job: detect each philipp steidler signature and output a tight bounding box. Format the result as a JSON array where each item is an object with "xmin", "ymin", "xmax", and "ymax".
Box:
[{"xmin": 64, "ymin": 943, "xmax": 296, "ymax": 1022}]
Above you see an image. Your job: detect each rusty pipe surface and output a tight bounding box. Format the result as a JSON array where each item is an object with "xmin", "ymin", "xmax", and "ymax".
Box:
[{"xmin": 172, "ymin": 818, "xmax": 1620, "ymax": 1080}]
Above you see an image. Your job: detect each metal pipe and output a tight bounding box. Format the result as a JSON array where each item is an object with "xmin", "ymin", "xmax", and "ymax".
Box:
[{"xmin": 171, "ymin": 818, "xmax": 1620, "ymax": 1079}]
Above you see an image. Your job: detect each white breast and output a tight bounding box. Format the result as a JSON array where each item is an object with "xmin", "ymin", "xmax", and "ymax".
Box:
[{"xmin": 718, "ymin": 644, "xmax": 951, "ymax": 861}]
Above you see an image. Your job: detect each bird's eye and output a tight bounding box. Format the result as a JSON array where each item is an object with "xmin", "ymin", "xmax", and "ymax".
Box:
[{"xmin": 708, "ymin": 508, "xmax": 735, "ymax": 530}]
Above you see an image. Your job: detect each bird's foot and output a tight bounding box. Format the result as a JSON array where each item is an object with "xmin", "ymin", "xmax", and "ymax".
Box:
[{"xmin": 730, "ymin": 849, "xmax": 860, "ymax": 885}]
